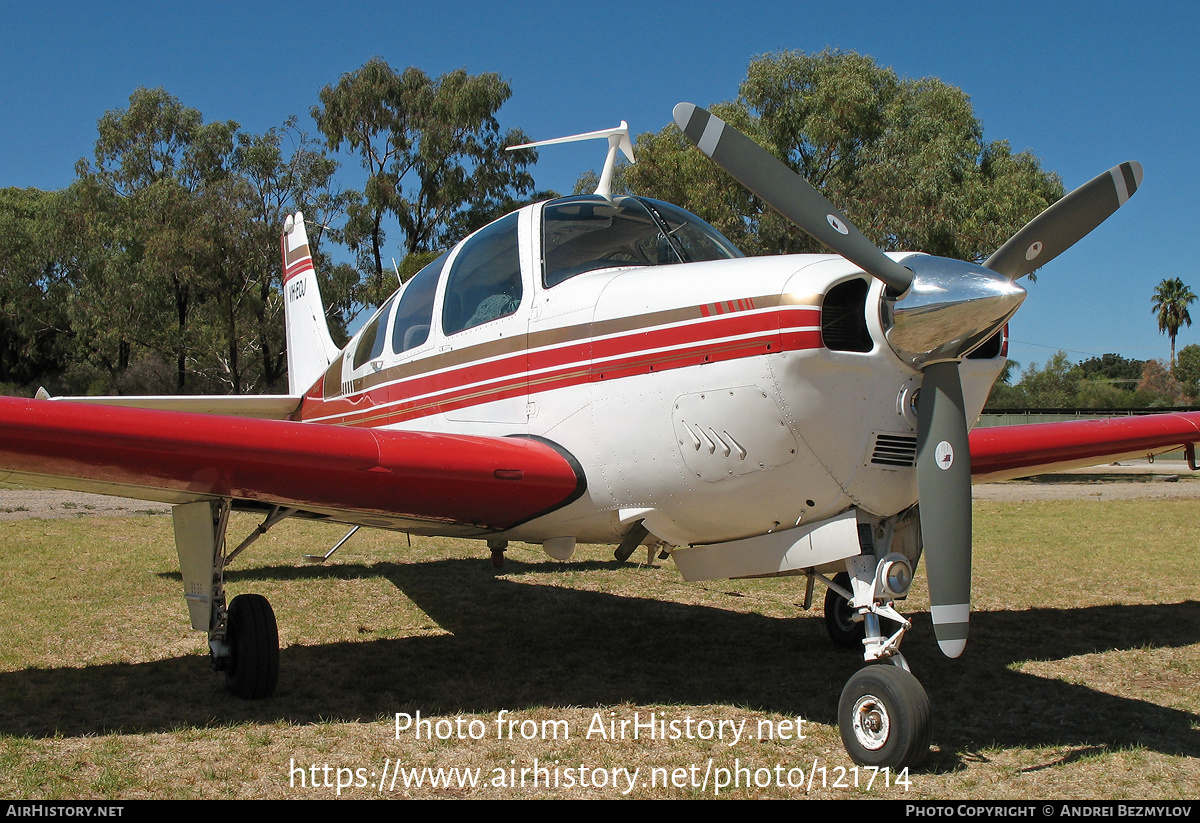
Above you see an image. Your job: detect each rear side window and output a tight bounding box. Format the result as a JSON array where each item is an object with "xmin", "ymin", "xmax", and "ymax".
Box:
[
  {"xmin": 442, "ymin": 213, "xmax": 522, "ymax": 336},
  {"xmin": 351, "ymin": 294, "xmax": 396, "ymax": 370},
  {"xmin": 391, "ymin": 252, "xmax": 447, "ymax": 354}
]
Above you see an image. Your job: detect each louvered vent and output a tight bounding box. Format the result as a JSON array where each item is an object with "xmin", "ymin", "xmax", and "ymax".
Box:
[{"xmin": 871, "ymin": 433, "xmax": 917, "ymax": 467}]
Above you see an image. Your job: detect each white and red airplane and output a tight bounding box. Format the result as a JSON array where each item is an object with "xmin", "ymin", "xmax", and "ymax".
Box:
[{"xmin": 0, "ymin": 106, "xmax": 1195, "ymax": 769}]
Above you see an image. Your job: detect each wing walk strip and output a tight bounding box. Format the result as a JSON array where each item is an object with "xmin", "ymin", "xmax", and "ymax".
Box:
[{"xmin": 302, "ymin": 301, "xmax": 822, "ymax": 427}]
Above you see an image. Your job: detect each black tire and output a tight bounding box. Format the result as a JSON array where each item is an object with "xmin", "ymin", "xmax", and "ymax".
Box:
[
  {"xmin": 225, "ymin": 594, "xmax": 279, "ymax": 700},
  {"xmin": 838, "ymin": 664, "xmax": 931, "ymax": 768},
  {"xmin": 824, "ymin": 572, "xmax": 865, "ymax": 649}
]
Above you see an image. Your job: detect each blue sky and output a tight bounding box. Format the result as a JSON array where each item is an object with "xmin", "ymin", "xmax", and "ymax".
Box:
[{"xmin": 3, "ymin": 0, "xmax": 1198, "ymax": 372}]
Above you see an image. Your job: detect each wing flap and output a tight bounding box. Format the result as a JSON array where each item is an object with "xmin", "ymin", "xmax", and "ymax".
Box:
[
  {"xmin": 970, "ymin": 412, "xmax": 1200, "ymax": 482},
  {"xmin": 40, "ymin": 392, "xmax": 302, "ymax": 420},
  {"xmin": 0, "ymin": 397, "xmax": 584, "ymax": 531}
]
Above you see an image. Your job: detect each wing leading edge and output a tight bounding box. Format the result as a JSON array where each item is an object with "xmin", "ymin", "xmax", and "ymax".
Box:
[
  {"xmin": 0, "ymin": 396, "xmax": 585, "ymax": 533},
  {"xmin": 970, "ymin": 411, "xmax": 1200, "ymax": 483}
]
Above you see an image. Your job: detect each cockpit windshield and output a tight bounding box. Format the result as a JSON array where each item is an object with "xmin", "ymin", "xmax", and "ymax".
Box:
[{"xmin": 542, "ymin": 195, "xmax": 742, "ymax": 287}]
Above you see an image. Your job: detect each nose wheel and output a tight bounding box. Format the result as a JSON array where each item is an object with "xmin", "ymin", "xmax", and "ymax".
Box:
[{"xmin": 838, "ymin": 664, "xmax": 930, "ymax": 768}]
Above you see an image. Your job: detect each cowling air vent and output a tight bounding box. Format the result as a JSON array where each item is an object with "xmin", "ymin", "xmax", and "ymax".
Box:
[
  {"xmin": 870, "ymin": 433, "xmax": 918, "ymax": 467},
  {"xmin": 672, "ymin": 387, "xmax": 798, "ymax": 482}
]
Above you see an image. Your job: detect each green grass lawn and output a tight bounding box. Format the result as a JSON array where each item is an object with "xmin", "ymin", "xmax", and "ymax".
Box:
[{"xmin": 0, "ymin": 501, "xmax": 1195, "ymax": 799}]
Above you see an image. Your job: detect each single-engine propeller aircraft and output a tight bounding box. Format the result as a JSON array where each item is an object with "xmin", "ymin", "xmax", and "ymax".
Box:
[{"xmin": 1, "ymin": 105, "xmax": 1197, "ymax": 769}]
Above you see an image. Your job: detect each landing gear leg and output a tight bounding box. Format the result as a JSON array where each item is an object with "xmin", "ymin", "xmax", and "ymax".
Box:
[
  {"xmin": 171, "ymin": 500, "xmax": 280, "ymax": 699},
  {"xmin": 822, "ymin": 536, "xmax": 930, "ymax": 768}
]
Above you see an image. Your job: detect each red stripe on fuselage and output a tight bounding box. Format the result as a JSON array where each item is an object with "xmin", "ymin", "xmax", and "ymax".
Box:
[{"xmin": 299, "ymin": 305, "xmax": 822, "ymax": 428}]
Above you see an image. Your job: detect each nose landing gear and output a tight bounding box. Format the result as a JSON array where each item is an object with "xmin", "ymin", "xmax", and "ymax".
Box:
[{"xmin": 815, "ymin": 542, "xmax": 930, "ymax": 769}]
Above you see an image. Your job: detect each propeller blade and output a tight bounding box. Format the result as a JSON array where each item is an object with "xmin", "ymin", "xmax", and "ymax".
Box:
[
  {"xmin": 983, "ymin": 162, "xmax": 1143, "ymax": 280},
  {"xmin": 673, "ymin": 102, "xmax": 914, "ymax": 294},
  {"xmin": 915, "ymin": 361, "xmax": 973, "ymax": 658}
]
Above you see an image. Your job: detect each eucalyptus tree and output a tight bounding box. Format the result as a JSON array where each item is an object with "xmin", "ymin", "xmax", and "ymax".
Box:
[
  {"xmin": 601, "ymin": 50, "xmax": 1064, "ymax": 261},
  {"xmin": 71, "ymin": 87, "xmax": 238, "ymax": 392},
  {"xmin": 68, "ymin": 89, "xmax": 345, "ymax": 394},
  {"xmin": 0, "ymin": 187, "xmax": 73, "ymax": 389},
  {"xmin": 313, "ymin": 58, "xmax": 536, "ymax": 307}
]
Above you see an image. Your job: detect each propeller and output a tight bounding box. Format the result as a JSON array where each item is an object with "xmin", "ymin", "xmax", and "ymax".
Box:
[
  {"xmin": 673, "ymin": 101, "xmax": 1142, "ymax": 658},
  {"xmin": 672, "ymin": 103, "xmax": 914, "ymax": 294},
  {"xmin": 984, "ymin": 162, "xmax": 1143, "ymax": 280}
]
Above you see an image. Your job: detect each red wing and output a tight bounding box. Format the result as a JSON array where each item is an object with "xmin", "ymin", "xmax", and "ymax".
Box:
[
  {"xmin": 970, "ymin": 411, "xmax": 1200, "ymax": 482},
  {"xmin": 0, "ymin": 396, "xmax": 584, "ymax": 533}
]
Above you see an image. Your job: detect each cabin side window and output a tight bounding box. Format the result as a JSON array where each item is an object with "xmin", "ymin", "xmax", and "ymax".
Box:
[
  {"xmin": 351, "ymin": 293, "xmax": 397, "ymax": 370},
  {"xmin": 821, "ymin": 278, "xmax": 873, "ymax": 352},
  {"xmin": 441, "ymin": 213, "xmax": 522, "ymax": 336},
  {"xmin": 390, "ymin": 252, "xmax": 448, "ymax": 354}
]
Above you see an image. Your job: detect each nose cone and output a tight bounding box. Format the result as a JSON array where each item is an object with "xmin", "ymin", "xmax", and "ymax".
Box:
[{"xmin": 884, "ymin": 256, "xmax": 1026, "ymax": 366}]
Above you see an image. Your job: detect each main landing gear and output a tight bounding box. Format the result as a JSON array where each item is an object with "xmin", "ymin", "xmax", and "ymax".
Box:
[
  {"xmin": 172, "ymin": 500, "xmax": 283, "ymax": 700},
  {"xmin": 816, "ymin": 546, "xmax": 931, "ymax": 769},
  {"xmin": 223, "ymin": 593, "xmax": 279, "ymax": 699}
]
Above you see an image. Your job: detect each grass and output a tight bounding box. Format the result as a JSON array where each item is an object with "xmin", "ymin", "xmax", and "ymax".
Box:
[{"xmin": 0, "ymin": 501, "xmax": 1195, "ymax": 798}]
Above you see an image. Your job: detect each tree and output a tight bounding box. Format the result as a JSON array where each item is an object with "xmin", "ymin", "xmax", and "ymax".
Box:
[
  {"xmin": 72, "ymin": 87, "xmax": 239, "ymax": 392},
  {"xmin": 1138, "ymin": 359, "xmax": 1183, "ymax": 405},
  {"xmin": 313, "ymin": 59, "xmax": 536, "ymax": 307},
  {"xmin": 213, "ymin": 117, "xmax": 351, "ymax": 392},
  {"xmin": 1174, "ymin": 344, "xmax": 1200, "ymax": 401},
  {"xmin": 0, "ymin": 188, "xmax": 73, "ymax": 389},
  {"xmin": 60, "ymin": 89, "xmax": 346, "ymax": 395},
  {"xmin": 1151, "ymin": 277, "xmax": 1195, "ymax": 373},
  {"xmin": 595, "ymin": 50, "xmax": 1064, "ymax": 261},
  {"xmin": 1018, "ymin": 351, "xmax": 1083, "ymax": 407},
  {"xmin": 1077, "ymin": 353, "xmax": 1145, "ymax": 383}
]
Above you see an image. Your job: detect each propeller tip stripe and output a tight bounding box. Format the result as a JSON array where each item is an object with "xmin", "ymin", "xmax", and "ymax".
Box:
[
  {"xmin": 930, "ymin": 603, "xmax": 971, "ymax": 625},
  {"xmin": 697, "ymin": 113, "xmax": 725, "ymax": 158},
  {"xmin": 1113, "ymin": 162, "xmax": 1143, "ymax": 205},
  {"xmin": 673, "ymin": 102, "xmax": 706, "ymax": 146}
]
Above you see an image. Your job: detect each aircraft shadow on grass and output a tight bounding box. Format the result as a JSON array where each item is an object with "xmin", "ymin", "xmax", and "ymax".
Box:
[{"xmin": 0, "ymin": 556, "xmax": 1196, "ymax": 769}]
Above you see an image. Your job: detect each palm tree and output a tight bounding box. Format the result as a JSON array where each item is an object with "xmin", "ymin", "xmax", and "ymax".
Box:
[{"xmin": 1152, "ymin": 277, "xmax": 1197, "ymax": 372}]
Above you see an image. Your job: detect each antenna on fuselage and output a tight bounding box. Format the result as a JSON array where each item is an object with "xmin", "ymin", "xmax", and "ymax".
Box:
[{"xmin": 507, "ymin": 121, "xmax": 635, "ymax": 199}]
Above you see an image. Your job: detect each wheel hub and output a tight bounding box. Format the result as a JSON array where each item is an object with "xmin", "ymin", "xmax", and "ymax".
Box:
[{"xmin": 851, "ymin": 694, "xmax": 890, "ymax": 751}]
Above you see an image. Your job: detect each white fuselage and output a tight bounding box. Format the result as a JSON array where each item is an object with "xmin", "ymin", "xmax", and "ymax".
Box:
[{"xmin": 297, "ymin": 199, "xmax": 1006, "ymax": 549}]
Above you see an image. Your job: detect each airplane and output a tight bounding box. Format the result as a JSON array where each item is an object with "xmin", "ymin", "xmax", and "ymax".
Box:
[{"xmin": 0, "ymin": 104, "xmax": 1192, "ymax": 771}]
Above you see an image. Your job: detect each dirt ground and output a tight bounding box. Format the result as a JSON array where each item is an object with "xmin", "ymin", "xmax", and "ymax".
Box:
[{"xmin": 2, "ymin": 460, "xmax": 1198, "ymax": 519}]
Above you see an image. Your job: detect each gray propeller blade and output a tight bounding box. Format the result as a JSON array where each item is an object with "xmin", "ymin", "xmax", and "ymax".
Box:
[
  {"xmin": 915, "ymin": 361, "xmax": 973, "ymax": 658},
  {"xmin": 673, "ymin": 102, "xmax": 914, "ymax": 294},
  {"xmin": 983, "ymin": 162, "xmax": 1143, "ymax": 280}
]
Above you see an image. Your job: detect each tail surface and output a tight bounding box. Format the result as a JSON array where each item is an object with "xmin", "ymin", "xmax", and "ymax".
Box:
[{"xmin": 281, "ymin": 212, "xmax": 339, "ymax": 395}]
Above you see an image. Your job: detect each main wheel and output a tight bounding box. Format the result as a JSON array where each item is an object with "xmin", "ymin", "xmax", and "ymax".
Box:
[
  {"xmin": 824, "ymin": 572, "xmax": 865, "ymax": 648},
  {"xmin": 225, "ymin": 593, "xmax": 279, "ymax": 700},
  {"xmin": 838, "ymin": 664, "xmax": 931, "ymax": 768}
]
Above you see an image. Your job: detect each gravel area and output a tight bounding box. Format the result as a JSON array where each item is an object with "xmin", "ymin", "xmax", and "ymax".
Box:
[
  {"xmin": 3, "ymin": 461, "xmax": 1198, "ymax": 519},
  {"xmin": 973, "ymin": 460, "xmax": 1200, "ymax": 502},
  {"xmin": 0, "ymin": 489, "xmax": 172, "ymax": 519}
]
